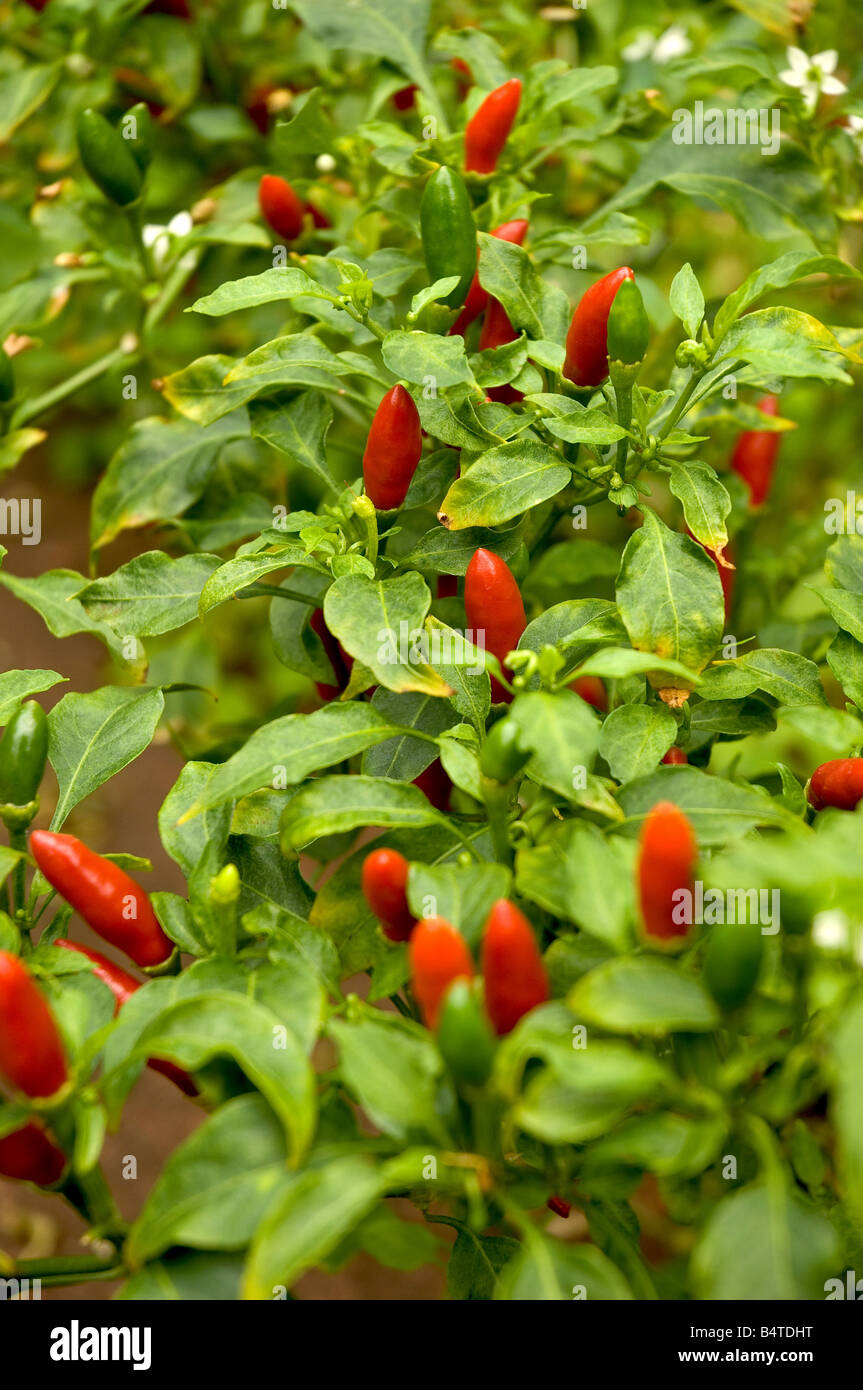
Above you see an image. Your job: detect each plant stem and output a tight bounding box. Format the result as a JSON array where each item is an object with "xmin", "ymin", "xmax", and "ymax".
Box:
[
  {"xmin": 143, "ymin": 250, "xmax": 201, "ymax": 336},
  {"xmin": 657, "ymin": 372, "xmax": 699, "ymax": 441}
]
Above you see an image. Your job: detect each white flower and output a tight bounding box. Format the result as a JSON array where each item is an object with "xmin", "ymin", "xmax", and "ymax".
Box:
[
  {"xmin": 812, "ymin": 909, "xmax": 850, "ymax": 951},
  {"xmin": 143, "ymin": 212, "xmax": 195, "ymax": 273},
  {"xmin": 622, "ymin": 31, "xmax": 654, "ymax": 63},
  {"xmin": 653, "ymin": 25, "xmax": 692, "ymax": 64},
  {"xmin": 780, "ymin": 46, "xmax": 847, "ymax": 113},
  {"xmin": 316, "ymin": 153, "xmax": 336, "ymax": 174}
]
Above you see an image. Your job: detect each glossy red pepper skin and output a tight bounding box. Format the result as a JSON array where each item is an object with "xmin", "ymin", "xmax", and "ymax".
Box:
[
  {"xmin": 571, "ymin": 675, "xmax": 607, "ymax": 711},
  {"xmin": 481, "ymin": 899, "xmax": 549, "ymax": 1035},
  {"xmin": 413, "ymin": 758, "xmax": 452, "ymax": 812},
  {"xmin": 56, "ymin": 941, "xmax": 196, "ymax": 1094},
  {"xmin": 30, "ymin": 831, "xmax": 173, "ymax": 968},
  {"xmin": 479, "ymin": 298, "xmax": 523, "ymax": 404},
  {"xmin": 637, "ymin": 801, "xmax": 697, "ymax": 943},
  {"xmin": 465, "ymin": 79, "xmax": 522, "ymax": 174},
  {"xmin": 547, "ymin": 1194, "xmax": 571, "ymax": 1219},
  {"xmin": 465, "ymin": 548, "xmax": 525, "ymax": 702},
  {"xmin": 450, "ymin": 219, "xmax": 529, "ymax": 338},
  {"xmin": 662, "ymin": 747, "xmax": 688, "ymax": 765},
  {"xmin": 362, "ymin": 384, "xmax": 423, "ymax": 510},
  {"xmin": 0, "ymin": 1121, "xmax": 66, "ymax": 1186},
  {"xmin": 807, "ymin": 758, "xmax": 863, "ymax": 812},
  {"xmin": 563, "ymin": 267, "xmax": 634, "ymax": 389},
  {"xmin": 0, "ymin": 951, "xmax": 67, "ymax": 1098},
  {"xmin": 258, "ymin": 174, "xmax": 305, "ymax": 241},
  {"xmin": 731, "ymin": 396, "xmax": 781, "ymax": 507},
  {"xmin": 361, "ymin": 849, "xmax": 415, "ymax": 943},
  {"xmin": 310, "ymin": 607, "xmax": 353, "ymax": 700},
  {"xmin": 409, "ymin": 917, "xmax": 474, "ymax": 1029}
]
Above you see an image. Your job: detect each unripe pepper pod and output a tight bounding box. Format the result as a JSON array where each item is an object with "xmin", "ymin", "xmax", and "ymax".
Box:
[
  {"xmin": 465, "ymin": 548, "xmax": 526, "ymax": 703},
  {"xmin": 409, "ymin": 917, "xmax": 474, "ymax": 1028},
  {"xmin": 480, "ymin": 717, "xmax": 530, "ymax": 782},
  {"xmin": 258, "ymin": 173, "xmax": 306, "ymax": 241},
  {"xmin": 56, "ymin": 940, "xmax": 196, "ymax": 1094},
  {"xmin": 662, "ymin": 746, "xmax": 688, "ymax": 765},
  {"xmin": 730, "ymin": 396, "xmax": 782, "ymax": 508},
  {"xmin": 76, "ymin": 108, "xmax": 144, "ymax": 207},
  {"xmin": 806, "ymin": 758, "xmax": 863, "ymax": 812},
  {"xmin": 0, "ymin": 1121, "xmax": 66, "ymax": 1186},
  {"xmin": 563, "ymin": 266, "xmax": 635, "ymax": 389},
  {"xmin": 362, "ymin": 383, "xmax": 423, "ymax": 510},
  {"xmin": 703, "ymin": 922, "xmax": 763, "ymax": 1012},
  {"xmin": 481, "ymin": 898, "xmax": 549, "ymax": 1035},
  {"xmin": 0, "ymin": 950, "xmax": 67, "ymax": 1098},
  {"xmin": 0, "ymin": 700, "xmax": 48, "ymax": 808},
  {"xmin": 436, "ymin": 976, "xmax": 496, "ymax": 1085},
  {"xmin": 636, "ymin": 800, "xmax": 697, "ymax": 944},
  {"xmin": 464, "ymin": 78, "xmax": 522, "ymax": 174},
  {"xmin": 420, "ymin": 166, "xmax": 476, "ymax": 309},
  {"xmin": 449, "ymin": 219, "xmax": 529, "ymax": 337},
  {"xmin": 606, "ymin": 277, "xmax": 649, "ymax": 366},
  {"xmin": 30, "ymin": 831, "xmax": 173, "ymax": 969},
  {"xmin": 361, "ymin": 848, "xmax": 415, "ymax": 943},
  {"xmin": 571, "ymin": 675, "xmax": 607, "ymax": 712}
]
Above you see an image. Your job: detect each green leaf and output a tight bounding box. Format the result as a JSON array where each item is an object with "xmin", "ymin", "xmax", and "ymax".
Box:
[
  {"xmin": 281, "ymin": 775, "xmax": 448, "ymax": 850},
  {"xmin": 75, "ymin": 552, "xmax": 220, "ymax": 636},
  {"xmin": 718, "ymin": 307, "xmax": 858, "ymax": 384},
  {"xmin": 438, "ymin": 440, "xmax": 570, "ymax": 530},
  {"xmin": 713, "ymin": 251, "xmax": 862, "ymax": 343},
  {"xmin": 290, "ymin": 0, "xmax": 433, "ymax": 88},
  {"xmin": 667, "ymin": 460, "xmax": 731, "ymax": 560},
  {"xmin": 0, "ymin": 570, "xmax": 144, "ymax": 673},
  {"xmin": 325, "ymin": 571, "xmax": 452, "ymax": 695},
  {"xmin": 495, "ymin": 1236, "xmax": 633, "ymax": 1301},
  {"xmin": 48, "ymin": 686, "xmax": 165, "ymax": 829},
  {"xmin": 162, "ymin": 354, "xmax": 257, "ymax": 427},
  {"xmin": 697, "ymin": 649, "xmax": 827, "ymax": 706},
  {"xmin": 381, "ymin": 330, "xmax": 474, "ymax": 389},
  {"xmin": 508, "ymin": 690, "xmax": 601, "ymax": 802},
  {"xmin": 447, "ymin": 1227, "xmax": 520, "ymax": 1300},
  {"xmin": 0, "ymin": 668, "xmax": 67, "ymax": 726},
  {"xmin": 249, "ymin": 391, "xmax": 336, "ymax": 495},
  {"xmin": 198, "ymin": 546, "xmax": 326, "ymax": 616},
  {"xmin": 569, "ymin": 957, "xmax": 720, "ymax": 1034},
  {"xmin": 362, "ymin": 689, "xmax": 457, "ymax": 781},
  {"xmin": 328, "ymin": 1008, "xmax": 448, "ymax": 1143},
  {"xmin": 159, "ymin": 762, "xmax": 232, "ymax": 876},
  {"xmin": 617, "ymin": 765, "xmax": 791, "ymax": 844},
  {"xmin": 584, "ymin": 1112, "xmax": 726, "ymax": 1178},
  {"xmin": 189, "ymin": 267, "xmax": 332, "ymax": 316},
  {"xmin": 599, "ymin": 704, "xmax": 677, "ymax": 784},
  {"xmin": 476, "ymin": 236, "xmax": 568, "ymax": 342},
  {"xmin": 0, "ymin": 63, "xmax": 61, "ymax": 142},
  {"xmin": 407, "ymin": 861, "xmax": 510, "ymax": 953},
  {"xmin": 116, "ymin": 1251, "xmax": 245, "ymax": 1301},
  {"xmin": 669, "ymin": 263, "xmax": 705, "ymax": 338}
]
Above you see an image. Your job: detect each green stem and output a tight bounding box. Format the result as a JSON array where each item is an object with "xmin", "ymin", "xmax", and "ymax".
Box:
[
  {"xmin": 482, "ymin": 776, "xmax": 514, "ymax": 866},
  {"xmin": 62, "ymin": 1165, "xmax": 126, "ymax": 1242},
  {"xmin": 143, "ymin": 250, "xmax": 201, "ymax": 336},
  {"xmin": 657, "ymin": 372, "xmax": 699, "ymax": 441},
  {"xmin": 123, "ymin": 205, "xmax": 152, "ymax": 281},
  {"xmin": 9, "ymin": 828, "xmax": 27, "ymax": 919},
  {"xmin": 12, "ymin": 1255, "xmax": 122, "ymax": 1289},
  {"xmin": 11, "ymin": 343, "xmax": 136, "ymax": 428}
]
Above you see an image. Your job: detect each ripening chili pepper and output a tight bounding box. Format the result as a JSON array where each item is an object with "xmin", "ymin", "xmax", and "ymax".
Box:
[
  {"xmin": 449, "ymin": 219, "xmax": 529, "ymax": 337},
  {"xmin": 0, "ymin": 346, "xmax": 15, "ymax": 404},
  {"xmin": 76, "ymin": 109, "xmax": 145, "ymax": 207},
  {"xmin": 806, "ymin": 758, "xmax": 863, "ymax": 812},
  {"xmin": 258, "ymin": 173, "xmax": 305, "ymax": 241},
  {"xmin": 547, "ymin": 1194, "xmax": 571, "ymax": 1219},
  {"xmin": 420, "ymin": 165, "xmax": 476, "ymax": 309},
  {"xmin": 310, "ymin": 607, "xmax": 353, "ymax": 700},
  {"xmin": 0, "ymin": 951, "xmax": 67, "ymax": 1098},
  {"xmin": 413, "ymin": 759, "xmax": 451, "ymax": 812},
  {"xmin": 481, "ymin": 899, "xmax": 549, "ymax": 1035},
  {"xmin": 305, "ymin": 200, "xmax": 331, "ymax": 229},
  {"xmin": 56, "ymin": 940, "xmax": 197, "ymax": 1094},
  {"xmin": 465, "ymin": 548, "xmax": 526, "ymax": 702},
  {"xmin": 361, "ymin": 848, "xmax": 415, "ymax": 943},
  {"xmin": 563, "ymin": 266, "xmax": 635, "ymax": 390},
  {"xmin": 0, "ymin": 1121, "xmax": 66, "ymax": 1186},
  {"xmin": 636, "ymin": 801, "xmax": 697, "ymax": 944},
  {"xmin": 703, "ymin": 922, "xmax": 763, "ymax": 1012},
  {"xmin": 392, "ymin": 84, "xmax": 418, "ymax": 111},
  {"xmin": 606, "ymin": 277, "xmax": 649, "ymax": 366},
  {"xmin": 30, "ymin": 831, "xmax": 173, "ymax": 969},
  {"xmin": 362, "ymin": 383, "xmax": 423, "ymax": 510},
  {"xmin": 464, "ymin": 78, "xmax": 522, "ymax": 174},
  {"xmin": 730, "ymin": 396, "xmax": 782, "ymax": 507},
  {"xmin": 0, "ymin": 701, "xmax": 48, "ymax": 808},
  {"xmin": 480, "ymin": 717, "xmax": 530, "ymax": 782},
  {"xmin": 571, "ymin": 675, "xmax": 607, "ymax": 712},
  {"xmin": 478, "ymin": 298, "xmax": 523, "ymax": 403},
  {"xmin": 409, "ymin": 917, "xmax": 474, "ymax": 1029},
  {"xmin": 436, "ymin": 976, "xmax": 496, "ymax": 1085},
  {"xmin": 662, "ymin": 747, "xmax": 688, "ymax": 765},
  {"xmin": 451, "ymin": 57, "xmax": 473, "ymax": 97}
]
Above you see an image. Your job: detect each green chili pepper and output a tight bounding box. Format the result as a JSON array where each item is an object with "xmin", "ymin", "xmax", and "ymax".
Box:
[
  {"xmin": 0, "ymin": 347, "xmax": 15, "ymax": 404},
  {"xmin": 703, "ymin": 921, "xmax": 764, "ymax": 1011},
  {"xmin": 124, "ymin": 102, "xmax": 154, "ymax": 172},
  {"xmin": 606, "ymin": 277, "xmax": 649, "ymax": 366},
  {"xmin": 480, "ymin": 716, "xmax": 530, "ymax": 782},
  {"xmin": 76, "ymin": 108, "xmax": 145, "ymax": 207},
  {"xmin": 437, "ymin": 976, "xmax": 496, "ymax": 1086},
  {"xmin": 0, "ymin": 701, "xmax": 48, "ymax": 809},
  {"xmin": 420, "ymin": 166, "xmax": 476, "ymax": 309}
]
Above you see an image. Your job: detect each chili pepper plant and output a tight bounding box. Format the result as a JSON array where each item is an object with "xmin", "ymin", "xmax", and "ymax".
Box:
[{"xmin": 0, "ymin": 0, "xmax": 863, "ymax": 1304}]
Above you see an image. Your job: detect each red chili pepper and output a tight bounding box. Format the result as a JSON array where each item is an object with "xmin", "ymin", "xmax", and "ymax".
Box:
[
  {"xmin": 305, "ymin": 200, "xmax": 331, "ymax": 229},
  {"xmin": 478, "ymin": 298, "xmax": 523, "ymax": 404},
  {"xmin": 465, "ymin": 79, "xmax": 522, "ymax": 174},
  {"xmin": 563, "ymin": 267, "xmax": 635, "ymax": 389},
  {"xmin": 730, "ymin": 396, "xmax": 782, "ymax": 507},
  {"xmin": 362, "ymin": 383, "xmax": 423, "ymax": 510},
  {"xmin": 547, "ymin": 1194, "xmax": 571, "ymax": 1219},
  {"xmin": 661, "ymin": 747, "xmax": 688, "ymax": 765},
  {"xmin": 30, "ymin": 831, "xmax": 173, "ymax": 969},
  {"xmin": 571, "ymin": 675, "xmax": 607, "ymax": 711},
  {"xmin": 0, "ymin": 951, "xmax": 67, "ymax": 1098},
  {"xmin": 413, "ymin": 758, "xmax": 451, "ymax": 812},
  {"xmin": 451, "ymin": 57, "xmax": 473, "ymax": 98},
  {"xmin": 465, "ymin": 548, "xmax": 525, "ymax": 702},
  {"xmin": 56, "ymin": 941, "xmax": 196, "ymax": 1094},
  {"xmin": 636, "ymin": 801, "xmax": 697, "ymax": 943},
  {"xmin": 310, "ymin": 607, "xmax": 353, "ymax": 700},
  {"xmin": 481, "ymin": 898, "xmax": 549, "ymax": 1035},
  {"xmin": 436, "ymin": 574, "xmax": 459, "ymax": 599},
  {"xmin": 258, "ymin": 174, "xmax": 306, "ymax": 241},
  {"xmin": 449, "ymin": 219, "xmax": 529, "ymax": 337},
  {"xmin": 806, "ymin": 758, "xmax": 863, "ymax": 812},
  {"xmin": 0, "ymin": 1121, "xmax": 66, "ymax": 1186},
  {"xmin": 392, "ymin": 84, "xmax": 418, "ymax": 111},
  {"xmin": 362, "ymin": 849, "xmax": 415, "ymax": 943},
  {"xmin": 409, "ymin": 917, "xmax": 474, "ymax": 1028}
]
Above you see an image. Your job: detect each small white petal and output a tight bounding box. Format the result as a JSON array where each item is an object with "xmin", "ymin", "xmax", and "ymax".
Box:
[
  {"xmin": 780, "ymin": 69, "xmax": 808, "ymax": 88},
  {"xmin": 168, "ymin": 211, "xmax": 193, "ymax": 237},
  {"xmin": 821, "ymin": 75, "xmax": 848, "ymax": 96},
  {"xmin": 812, "ymin": 49, "xmax": 838, "ymax": 73},
  {"xmin": 142, "ymin": 223, "xmax": 167, "ymax": 248},
  {"xmin": 813, "ymin": 910, "xmax": 849, "ymax": 950},
  {"xmin": 316, "ymin": 153, "xmax": 336, "ymax": 173},
  {"xmin": 786, "ymin": 45, "xmax": 810, "ymax": 72},
  {"xmin": 847, "ymin": 114, "xmax": 863, "ymax": 132},
  {"xmin": 654, "ymin": 25, "xmax": 691, "ymax": 63},
  {"xmin": 622, "ymin": 32, "xmax": 654, "ymax": 62}
]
